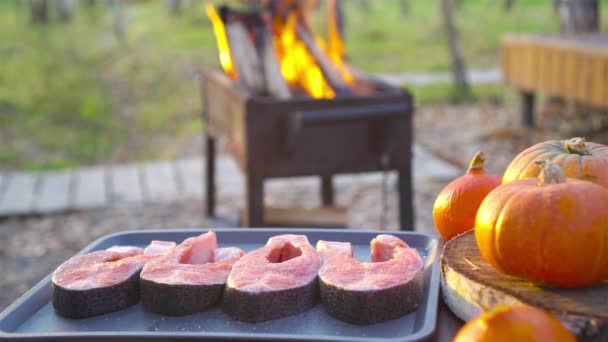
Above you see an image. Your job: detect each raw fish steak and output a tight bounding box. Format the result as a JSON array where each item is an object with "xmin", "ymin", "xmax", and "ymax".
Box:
[
  {"xmin": 223, "ymin": 234, "xmax": 321, "ymax": 322},
  {"xmin": 143, "ymin": 240, "xmax": 176, "ymax": 255},
  {"xmin": 52, "ymin": 240, "xmax": 172, "ymax": 319},
  {"xmin": 317, "ymin": 234, "xmax": 424, "ymax": 324},
  {"xmin": 140, "ymin": 231, "xmax": 245, "ymax": 316}
]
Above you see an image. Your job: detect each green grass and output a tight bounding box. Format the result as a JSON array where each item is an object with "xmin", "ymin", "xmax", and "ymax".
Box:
[
  {"xmin": 333, "ymin": 0, "xmax": 608, "ymax": 73},
  {"xmin": 0, "ymin": 1, "xmax": 217, "ymax": 170},
  {"xmin": 333, "ymin": 0, "xmax": 557, "ymax": 72},
  {"xmin": 0, "ymin": 0, "xmax": 585, "ymax": 170}
]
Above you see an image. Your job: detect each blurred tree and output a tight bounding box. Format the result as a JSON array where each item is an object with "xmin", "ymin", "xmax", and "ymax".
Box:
[
  {"xmin": 110, "ymin": 0, "xmax": 127, "ymax": 44},
  {"xmin": 552, "ymin": 0, "xmax": 599, "ymax": 112},
  {"xmin": 354, "ymin": 0, "xmax": 370, "ymax": 12},
  {"xmin": 504, "ymin": 0, "xmax": 514, "ymax": 12},
  {"xmin": 55, "ymin": 0, "xmax": 74, "ymax": 23},
  {"xmin": 166, "ymin": 0, "xmax": 183, "ymax": 15},
  {"xmin": 29, "ymin": 0, "xmax": 48, "ymax": 24},
  {"xmin": 556, "ymin": 0, "xmax": 599, "ymax": 33},
  {"xmin": 400, "ymin": 0, "xmax": 409, "ymax": 14},
  {"xmin": 439, "ymin": 0, "xmax": 470, "ymax": 96},
  {"xmin": 82, "ymin": 0, "xmax": 99, "ymax": 23}
]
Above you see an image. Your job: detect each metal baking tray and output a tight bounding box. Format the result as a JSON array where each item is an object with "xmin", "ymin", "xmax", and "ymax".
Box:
[{"xmin": 0, "ymin": 228, "xmax": 440, "ymax": 341}]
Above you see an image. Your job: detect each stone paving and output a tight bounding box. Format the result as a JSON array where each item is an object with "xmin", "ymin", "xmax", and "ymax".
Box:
[
  {"xmin": 377, "ymin": 68, "xmax": 500, "ymax": 87},
  {"xmin": 0, "ymin": 144, "xmax": 460, "ymax": 217}
]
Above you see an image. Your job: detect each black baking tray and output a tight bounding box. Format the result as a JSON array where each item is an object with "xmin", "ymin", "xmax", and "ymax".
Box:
[{"xmin": 0, "ymin": 228, "xmax": 440, "ymax": 341}]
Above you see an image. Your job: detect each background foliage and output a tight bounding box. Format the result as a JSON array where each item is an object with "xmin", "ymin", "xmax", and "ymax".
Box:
[{"xmin": 0, "ymin": 0, "xmax": 594, "ymax": 170}]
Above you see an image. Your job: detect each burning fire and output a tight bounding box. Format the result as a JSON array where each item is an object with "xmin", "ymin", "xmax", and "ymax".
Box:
[
  {"xmin": 205, "ymin": 3, "xmax": 236, "ymax": 79},
  {"xmin": 273, "ymin": 12, "xmax": 335, "ymax": 98},
  {"xmin": 205, "ymin": 1, "xmax": 353, "ymax": 99}
]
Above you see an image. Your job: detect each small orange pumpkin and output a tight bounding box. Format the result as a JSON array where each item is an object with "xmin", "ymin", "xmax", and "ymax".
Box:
[
  {"xmin": 433, "ymin": 152, "xmax": 501, "ymax": 240},
  {"xmin": 503, "ymin": 137, "xmax": 608, "ymax": 188},
  {"xmin": 454, "ymin": 304, "xmax": 575, "ymax": 342},
  {"xmin": 476, "ymin": 160, "xmax": 608, "ymax": 287}
]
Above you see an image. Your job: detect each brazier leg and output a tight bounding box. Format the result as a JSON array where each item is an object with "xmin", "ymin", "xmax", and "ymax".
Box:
[
  {"xmin": 398, "ymin": 166, "xmax": 414, "ymax": 231},
  {"xmin": 321, "ymin": 175, "xmax": 334, "ymax": 206},
  {"xmin": 521, "ymin": 90, "xmax": 535, "ymax": 128},
  {"xmin": 205, "ymin": 135, "xmax": 216, "ymax": 217},
  {"xmin": 244, "ymin": 175, "xmax": 264, "ymax": 227}
]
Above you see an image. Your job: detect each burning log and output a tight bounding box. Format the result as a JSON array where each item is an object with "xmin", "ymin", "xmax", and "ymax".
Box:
[
  {"xmin": 220, "ymin": 6, "xmax": 292, "ymax": 99},
  {"xmin": 207, "ymin": 2, "xmax": 357, "ymax": 99},
  {"xmin": 270, "ymin": 0, "xmax": 352, "ymax": 96},
  {"xmin": 224, "ymin": 20, "xmax": 266, "ymax": 93},
  {"xmin": 258, "ymin": 25, "xmax": 292, "ymax": 99},
  {"xmin": 295, "ymin": 22, "xmax": 352, "ymax": 96}
]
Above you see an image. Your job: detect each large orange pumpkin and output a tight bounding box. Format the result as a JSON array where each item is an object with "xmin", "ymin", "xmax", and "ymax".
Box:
[
  {"xmin": 503, "ymin": 137, "xmax": 608, "ymax": 187},
  {"xmin": 475, "ymin": 160, "xmax": 608, "ymax": 287},
  {"xmin": 454, "ymin": 304, "xmax": 575, "ymax": 342},
  {"xmin": 433, "ymin": 151, "xmax": 501, "ymax": 240}
]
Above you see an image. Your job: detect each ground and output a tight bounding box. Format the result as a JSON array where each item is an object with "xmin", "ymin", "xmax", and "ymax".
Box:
[
  {"xmin": 0, "ymin": 177, "xmax": 446, "ymax": 312},
  {"xmin": 5, "ymin": 96, "xmax": 608, "ymax": 311},
  {"xmin": 417, "ymin": 99, "xmax": 608, "ymax": 174}
]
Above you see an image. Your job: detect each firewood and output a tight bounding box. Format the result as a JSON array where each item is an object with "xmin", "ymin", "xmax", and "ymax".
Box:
[
  {"xmin": 221, "ymin": 3, "xmax": 352, "ymax": 98},
  {"xmin": 224, "ymin": 20, "xmax": 265, "ymax": 93},
  {"xmin": 257, "ymin": 25, "xmax": 292, "ymax": 99},
  {"xmin": 222, "ymin": 6, "xmax": 291, "ymax": 98},
  {"xmin": 295, "ymin": 22, "xmax": 352, "ymax": 96}
]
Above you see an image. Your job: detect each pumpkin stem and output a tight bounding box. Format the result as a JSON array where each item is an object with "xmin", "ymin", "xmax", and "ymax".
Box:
[
  {"xmin": 536, "ymin": 160, "xmax": 567, "ymax": 185},
  {"xmin": 468, "ymin": 151, "xmax": 486, "ymax": 172},
  {"xmin": 485, "ymin": 304, "xmax": 511, "ymax": 320},
  {"xmin": 564, "ymin": 137, "xmax": 591, "ymax": 155}
]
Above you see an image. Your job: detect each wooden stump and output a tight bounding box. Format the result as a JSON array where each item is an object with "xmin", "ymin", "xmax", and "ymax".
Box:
[{"xmin": 441, "ymin": 230, "xmax": 608, "ymax": 340}]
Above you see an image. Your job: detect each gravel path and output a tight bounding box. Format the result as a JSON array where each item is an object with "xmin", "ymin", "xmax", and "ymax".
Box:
[
  {"xmin": 416, "ymin": 101, "xmax": 608, "ymax": 175},
  {"xmin": 377, "ymin": 68, "xmax": 500, "ymax": 87},
  {"xmin": 0, "ymin": 174, "xmax": 447, "ymax": 311}
]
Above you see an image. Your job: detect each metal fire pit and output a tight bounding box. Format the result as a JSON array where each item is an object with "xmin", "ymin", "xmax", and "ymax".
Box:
[{"xmin": 200, "ymin": 69, "xmax": 414, "ymax": 230}]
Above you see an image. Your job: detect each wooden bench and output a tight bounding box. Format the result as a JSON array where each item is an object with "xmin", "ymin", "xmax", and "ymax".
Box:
[{"xmin": 501, "ymin": 33, "xmax": 608, "ymax": 127}]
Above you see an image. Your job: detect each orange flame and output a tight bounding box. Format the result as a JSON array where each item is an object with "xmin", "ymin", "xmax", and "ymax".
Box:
[
  {"xmin": 274, "ymin": 12, "xmax": 335, "ymax": 98},
  {"xmin": 206, "ymin": 1, "xmax": 353, "ymax": 99},
  {"xmin": 205, "ymin": 4, "xmax": 236, "ymax": 78}
]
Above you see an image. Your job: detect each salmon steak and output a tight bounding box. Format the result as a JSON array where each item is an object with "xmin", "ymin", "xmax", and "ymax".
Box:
[
  {"xmin": 51, "ymin": 241, "xmax": 174, "ymax": 319},
  {"xmin": 140, "ymin": 231, "xmax": 245, "ymax": 316},
  {"xmin": 317, "ymin": 234, "xmax": 424, "ymax": 324},
  {"xmin": 223, "ymin": 234, "xmax": 321, "ymax": 322}
]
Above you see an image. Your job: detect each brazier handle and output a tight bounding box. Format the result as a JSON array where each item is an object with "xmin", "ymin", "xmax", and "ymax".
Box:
[
  {"xmin": 292, "ymin": 103, "xmax": 407, "ymax": 125},
  {"xmin": 286, "ymin": 103, "xmax": 407, "ymax": 152}
]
